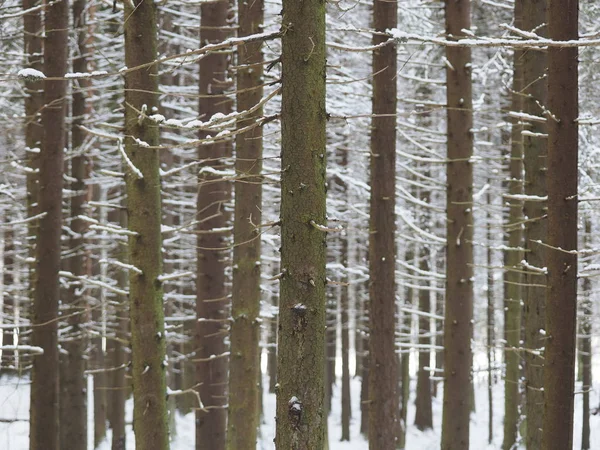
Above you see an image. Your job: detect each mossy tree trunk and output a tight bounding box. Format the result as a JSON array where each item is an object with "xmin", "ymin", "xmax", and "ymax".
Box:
[
  {"xmin": 29, "ymin": 0, "xmax": 68, "ymax": 447},
  {"xmin": 123, "ymin": 0, "xmax": 170, "ymax": 447},
  {"xmin": 196, "ymin": 2, "xmax": 232, "ymax": 449},
  {"xmin": 274, "ymin": 0, "xmax": 327, "ymax": 446},
  {"xmin": 541, "ymin": 1, "xmax": 578, "ymax": 447},
  {"xmin": 368, "ymin": 0, "xmax": 401, "ymax": 447},
  {"xmin": 226, "ymin": 0, "xmax": 264, "ymax": 446},
  {"xmin": 440, "ymin": 0, "xmax": 474, "ymax": 448}
]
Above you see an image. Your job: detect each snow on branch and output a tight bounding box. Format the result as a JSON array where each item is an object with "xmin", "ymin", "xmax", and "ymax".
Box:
[
  {"xmin": 118, "ymin": 139, "xmax": 143, "ymax": 179},
  {"xmin": 0, "ymin": 345, "xmax": 44, "ymax": 355},
  {"xmin": 520, "ymin": 260, "xmax": 548, "ymax": 274},
  {"xmin": 157, "ymin": 271, "xmax": 194, "ymax": 283},
  {"xmin": 59, "ymin": 271, "xmax": 128, "ymax": 296}
]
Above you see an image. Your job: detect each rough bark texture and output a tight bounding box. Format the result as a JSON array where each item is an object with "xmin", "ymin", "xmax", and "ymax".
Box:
[
  {"xmin": 502, "ymin": 6, "xmax": 524, "ymax": 445},
  {"xmin": 29, "ymin": 0, "xmax": 68, "ymax": 447},
  {"xmin": 123, "ymin": 0, "xmax": 170, "ymax": 446},
  {"xmin": 195, "ymin": 2, "xmax": 232, "ymax": 449},
  {"xmin": 226, "ymin": 0, "xmax": 264, "ymax": 446},
  {"xmin": 368, "ymin": 0, "xmax": 400, "ymax": 447},
  {"xmin": 2, "ymin": 220, "xmax": 15, "ymax": 373},
  {"xmin": 274, "ymin": 0, "xmax": 327, "ymax": 446},
  {"xmin": 541, "ymin": 1, "xmax": 578, "ymax": 448},
  {"xmin": 441, "ymin": 1, "xmax": 474, "ymax": 449},
  {"xmin": 521, "ymin": 2, "xmax": 548, "ymax": 447},
  {"xmin": 59, "ymin": 1, "xmax": 90, "ymax": 446}
]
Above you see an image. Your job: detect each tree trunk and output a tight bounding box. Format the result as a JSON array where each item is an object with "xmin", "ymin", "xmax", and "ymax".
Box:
[
  {"xmin": 486, "ymin": 187, "xmax": 494, "ymax": 444},
  {"xmin": 340, "ymin": 226, "xmax": 351, "ymax": 442},
  {"xmin": 414, "ymin": 242, "xmax": 432, "ymax": 431},
  {"xmin": 226, "ymin": 0, "xmax": 264, "ymax": 445},
  {"xmin": 441, "ymin": 0, "xmax": 474, "ymax": 448},
  {"xmin": 521, "ymin": 1, "xmax": 548, "ymax": 447},
  {"xmin": 541, "ymin": 1, "xmax": 578, "ymax": 447},
  {"xmin": 503, "ymin": 4, "xmax": 524, "ymax": 447},
  {"xmin": 325, "ymin": 291, "xmax": 337, "ymax": 414},
  {"xmin": 1, "ymin": 218, "xmax": 15, "ymax": 373},
  {"xmin": 195, "ymin": 3, "xmax": 232, "ymax": 450},
  {"xmin": 29, "ymin": 0, "xmax": 68, "ymax": 446},
  {"xmin": 23, "ymin": 0, "xmax": 43, "ymax": 315},
  {"xmin": 60, "ymin": 1, "xmax": 91, "ymax": 446},
  {"xmin": 369, "ymin": 0, "xmax": 400, "ymax": 447},
  {"xmin": 274, "ymin": 0, "xmax": 327, "ymax": 446},
  {"xmin": 123, "ymin": 0, "xmax": 170, "ymax": 446},
  {"xmin": 580, "ymin": 219, "xmax": 592, "ymax": 450}
]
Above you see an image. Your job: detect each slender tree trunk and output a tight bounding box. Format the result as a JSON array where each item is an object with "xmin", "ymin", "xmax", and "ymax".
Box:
[
  {"xmin": 503, "ymin": 4, "xmax": 524, "ymax": 447},
  {"xmin": 521, "ymin": 1, "xmax": 548, "ymax": 447},
  {"xmin": 195, "ymin": 2, "xmax": 232, "ymax": 449},
  {"xmin": 268, "ymin": 276, "xmax": 278, "ymax": 394},
  {"xmin": 359, "ymin": 280, "xmax": 369, "ymax": 437},
  {"xmin": 1, "ymin": 219, "xmax": 15, "ymax": 373},
  {"xmin": 415, "ymin": 243, "xmax": 433, "ymax": 431},
  {"xmin": 60, "ymin": 1, "xmax": 91, "ymax": 446},
  {"xmin": 541, "ymin": 1, "xmax": 578, "ymax": 448},
  {"xmin": 369, "ymin": 0, "xmax": 400, "ymax": 447},
  {"xmin": 580, "ymin": 219, "xmax": 592, "ymax": 450},
  {"xmin": 29, "ymin": 0, "xmax": 68, "ymax": 446},
  {"xmin": 487, "ymin": 187, "xmax": 495, "ymax": 445},
  {"xmin": 441, "ymin": 0, "xmax": 474, "ymax": 448},
  {"xmin": 274, "ymin": 0, "xmax": 327, "ymax": 446},
  {"xmin": 433, "ymin": 251, "xmax": 444, "ymax": 398},
  {"xmin": 23, "ymin": 0, "xmax": 43, "ymax": 314},
  {"xmin": 226, "ymin": 0, "xmax": 264, "ymax": 445},
  {"xmin": 123, "ymin": 0, "xmax": 170, "ymax": 446},
  {"xmin": 325, "ymin": 291, "xmax": 337, "ymax": 414}
]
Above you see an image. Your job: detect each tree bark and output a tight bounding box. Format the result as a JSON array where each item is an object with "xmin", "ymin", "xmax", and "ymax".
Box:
[
  {"xmin": 195, "ymin": 3, "xmax": 232, "ymax": 450},
  {"xmin": 520, "ymin": 1, "xmax": 548, "ymax": 447},
  {"xmin": 274, "ymin": 0, "xmax": 327, "ymax": 446},
  {"xmin": 1, "ymin": 218, "xmax": 15, "ymax": 373},
  {"xmin": 226, "ymin": 0, "xmax": 264, "ymax": 445},
  {"xmin": 541, "ymin": 1, "xmax": 578, "ymax": 447},
  {"xmin": 441, "ymin": 0, "xmax": 474, "ymax": 448},
  {"xmin": 368, "ymin": 0, "xmax": 400, "ymax": 447},
  {"xmin": 60, "ymin": 1, "xmax": 91, "ymax": 446},
  {"xmin": 580, "ymin": 219, "xmax": 592, "ymax": 450},
  {"xmin": 503, "ymin": 4, "xmax": 524, "ymax": 448},
  {"xmin": 29, "ymin": 0, "xmax": 68, "ymax": 446},
  {"xmin": 340, "ymin": 221, "xmax": 351, "ymax": 442},
  {"xmin": 123, "ymin": 0, "xmax": 170, "ymax": 446}
]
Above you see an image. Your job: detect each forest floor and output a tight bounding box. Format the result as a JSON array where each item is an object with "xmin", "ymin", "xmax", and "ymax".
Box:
[{"xmin": 0, "ymin": 371, "xmax": 598, "ymax": 449}]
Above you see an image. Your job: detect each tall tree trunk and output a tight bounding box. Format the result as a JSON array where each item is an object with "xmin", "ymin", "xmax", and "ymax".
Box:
[
  {"xmin": 414, "ymin": 243, "xmax": 432, "ymax": 431},
  {"xmin": 580, "ymin": 219, "xmax": 592, "ymax": 450},
  {"xmin": 541, "ymin": 1, "xmax": 578, "ymax": 448},
  {"xmin": 359, "ymin": 280, "xmax": 369, "ymax": 437},
  {"xmin": 340, "ymin": 227, "xmax": 351, "ymax": 442},
  {"xmin": 1, "ymin": 218, "xmax": 15, "ymax": 373},
  {"xmin": 268, "ymin": 272, "xmax": 278, "ymax": 394},
  {"xmin": 60, "ymin": 1, "xmax": 91, "ymax": 446},
  {"xmin": 521, "ymin": 1, "xmax": 548, "ymax": 447},
  {"xmin": 196, "ymin": 4, "xmax": 232, "ymax": 450},
  {"xmin": 123, "ymin": 0, "xmax": 170, "ymax": 446},
  {"xmin": 29, "ymin": 0, "xmax": 68, "ymax": 446},
  {"xmin": 486, "ymin": 187, "xmax": 495, "ymax": 444},
  {"xmin": 226, "ymin": 0, "xmax": 264, "ymax": 445},
  {"xmin": 23, "ymin": 0, "xmax": 43, "ymax": 314},
  {"xmin": 441, "ymin": 0, "xmax": 474, "ymax": 448},
  {"xmin": 503, "ymin": 4, "xmax": 524, "ymax": 447},
  {"xmin": 274, "ymin": 0, "xmax": 327, "ymax": 445},
  {"xmin": 369, "ymin": 0, "xmax": 400, "ymax": 447},
  {"xmin": 325, "ymin": 291, "xmax": 337, "ymax": 414}
]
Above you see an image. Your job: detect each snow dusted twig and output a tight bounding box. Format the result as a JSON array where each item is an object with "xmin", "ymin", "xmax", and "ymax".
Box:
[
  {"xmin": 59, "ymin": 271, "xmax": 128, "ymax": 296},
  {"xmin": 99, "ymin": 258, "xmax": 142, "ymax": 274},
  {"xmin": 0, "ymin": 212, "xmax": 47, "ymax": 227},
  {"xmin": 503, "ymin": 193, "xmax": 548, "ymax": 202},
  {"xmin": 167, "ymin": 385, "xmax": 207, "ymax": 412},
  {"xmin": 0, "ymin": 345, "xmax": 44, "ymax": 355},
  {"xmin": 520, "ymin": 260, "xmax": 548, "ymax": 274},
  {"xmin": 118, "ymin": 138, "xmax": 143, "ymax": 179},
  {"xmin": 157, "ymin": 271, "xmax": 194, "ymax": 282},
  {"xmin": 309, "ymin": 220, "xmax": 343, "ymax": 233},
  {"xmin": 89, "ymin": 224, "xmax": 138, "ymax": 236}
]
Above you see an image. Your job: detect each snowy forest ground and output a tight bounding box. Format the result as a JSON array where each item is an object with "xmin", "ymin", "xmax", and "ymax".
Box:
[{"xmin": 1, "ymin": 367, "xmax": 598, "ymax": 449}]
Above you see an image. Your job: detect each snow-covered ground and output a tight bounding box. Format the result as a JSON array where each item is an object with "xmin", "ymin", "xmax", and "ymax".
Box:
[{"xmin": 0, "ymin": 373, "xmax": 598, "ymax": 449}]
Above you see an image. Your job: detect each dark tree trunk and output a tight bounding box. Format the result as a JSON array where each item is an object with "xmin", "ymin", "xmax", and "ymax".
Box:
[
  {"xmin": 580, "ymin": 219, "xmax": 592, "ymax": 450},
  {"xmin": 441, "ymin": 0, "xmax": 474, "ymax": 448},
  {"xmin": 274, "ymin": 0, "xmax": 327, "ymax": 446},
  {"xmin": 196, "ymin": 2, "xmax": 232, "ymax": 449},
  {"xmin": 369, "ymin": 0, "xmax": 400, "ymax": 447},
  {"xmin": 1, "ymin": 218, "xmax": 15, "ymax": 373},
  {"xmin": 29, "ymin": 0, "xmax": 68, "ymax": 447},
  {"xmin": 541, "ymin": 1, "xmax": 578, "ymax": 448},
  {"xmin": 521, "ymin": 1, "xmax": 548, "ymax": 447}
]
